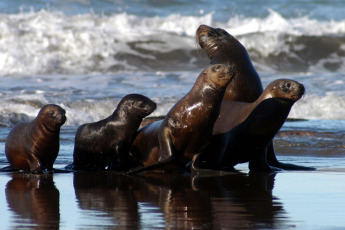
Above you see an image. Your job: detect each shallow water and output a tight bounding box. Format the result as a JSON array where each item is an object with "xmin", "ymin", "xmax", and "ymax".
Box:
[
  {"xmin": 1, "ymin": 161, "xmax": 345, "ymax": 230},
  {"xmin": 0, "ymin": 122, "xmax": 344, "ymax": 230}
]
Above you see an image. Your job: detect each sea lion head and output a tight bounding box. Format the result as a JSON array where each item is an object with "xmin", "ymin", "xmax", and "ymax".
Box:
[
  {"xmin": 265, "ymin": 79, "xmax": 305, "ymax": 102},
  {"xmin": 120, "ymin": 94, "xmax": 157, "ymax": 118},
  {"xmin": 38, "ymin": 104, "xmax": 67, "ymax": 130},
  {"xmin": 203, "ymin": 64, "xmax": 236, "ymax": 90},
  {"xmin": 196, "ymin": 24, "xmax": 242, "ymax": 63}
]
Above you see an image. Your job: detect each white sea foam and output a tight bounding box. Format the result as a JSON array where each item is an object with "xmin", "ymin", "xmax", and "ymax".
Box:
[
  {"xmin": 1, "ymin": 74, "xmax": 344, "ymax": 127},
  {"xmin": 0, "ymin": 9, "xmax": 344, "ymax": 125},
  {"xmin": 0, "ymin": 9, "xmax": 344, "ymax": 75},
  {"xmin": 290, "ymin": 94, "xmax": 345, "ymax": 120}
]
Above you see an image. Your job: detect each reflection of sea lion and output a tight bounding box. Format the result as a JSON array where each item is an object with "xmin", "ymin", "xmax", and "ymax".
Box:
[
  {"xmin": 196, "ymin": 24, "xmax": 263, "ymax": 102},
  {"xmin": 193, "ymin": 172, "xmax": 287, "ymax": 229},
  {"xmin": 73, "ymin": 94, "xmax": 156, "ymax": 171},
  {"xmin": 6, "ymin": 174, "xmax": 60, "ymax": 229},
  {"xmin": 5, "ymin": 104, "xmax": 66, "ymax": 173},
  {"xmin": 73, "ymin": 172, "xmax": 140, "ymax": 228},
  {"xmin": 129, "ymin": 64, "xmax": 235, "ymax": 173},
  {"xmin": 198, "ymin": 79, "xmax": 314, "ymax": 171}
]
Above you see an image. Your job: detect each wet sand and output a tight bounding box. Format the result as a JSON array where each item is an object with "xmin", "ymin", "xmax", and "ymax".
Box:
[{"xmin": 0, "ymin": 121, "xmax": 344, "ymax": 229}]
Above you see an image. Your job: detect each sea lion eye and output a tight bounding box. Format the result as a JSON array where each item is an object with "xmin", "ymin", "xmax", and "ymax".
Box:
[
  {"xmin": 49, "ymin": 111, "xmax": 55, "ymax": 118},
  {"xmin": 139, "ymin": 101, "xmax": 147, "ymax": 108},
  {"xmin": 209, "ymin": 29, "xmax": 221, "ymax": 38},
  {"xmin": 281, "ymin": 82, "xmax": 293, "ymax": 92},
  {"xmin": 212, "ymin": 65, "xmax": 222, "ymax": 72}
]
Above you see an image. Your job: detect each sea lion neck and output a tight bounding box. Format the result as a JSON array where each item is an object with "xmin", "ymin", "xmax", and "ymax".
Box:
[{"xmin": 34, "ymin": 117, "xmax": 61, "ymax": 134}]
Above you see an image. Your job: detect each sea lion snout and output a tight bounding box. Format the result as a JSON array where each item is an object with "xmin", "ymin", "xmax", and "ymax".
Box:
[
  {"xmin": 198, "ymin": 35, "xmax": 207, "ymax": 48},
  {"xmin": 56, "ymin": 112, "xmax": 67, "ymax": 125},
  {"xmin": 142, "ymin": 100, "xmax": 157, "ymax": 116},
  {"xmin": 53, "ymin": 108, "xmax": 67, "ymax": 125},
  {"xmin": 296, "ymin": 83, "xmax": 305, "ymax": 97},
  {"xmin": 136, "ymin": 97, "xmax": 156, "ymax": 117}
]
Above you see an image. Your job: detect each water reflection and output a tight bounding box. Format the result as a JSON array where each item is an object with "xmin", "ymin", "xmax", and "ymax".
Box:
[
  {"xmin": 73, "ymin": 171, "xmax": 288, "ymax": 229},
  {"xmin": 193, "ymin": 172, "xmax": 286, "ymax": 229},
  {"xmin": 74, "ymin": 171, "xmax": 140, "ymax": 229},
  {"xmin": 3, "ymin": 171, "xmax": 288, "ymax": 229},
  {"xmin": 5, "ymin": 173, "xmax": 60, "ymax": 230}
]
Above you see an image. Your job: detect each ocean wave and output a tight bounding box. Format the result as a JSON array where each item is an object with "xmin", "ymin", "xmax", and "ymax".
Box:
[
  {"xmin": 290, "ymin": 94, "xmax": 345, "ymax": 120},
  {"xmin": 1, "ymin": 88, "xmax": 345, "ymax": 127},
  {"xmin": 0, "ymin": 9, "xmax": 344, "ymax": 75}
]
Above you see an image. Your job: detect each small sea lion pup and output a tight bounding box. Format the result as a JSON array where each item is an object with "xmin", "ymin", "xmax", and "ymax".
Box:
[
  {"xmin": 73, "ymin": 94, "xmax": 156, "ymax": 171},
  {"xmin": 196, "ymin": 24, "xmax": 263, "ymax": 102},
  {"xmin": 196, "ymin": 79, "xmax": 315, "ymax": 172},
  {"xmin": 128, "ymin": 64, "xmax": 235, "ymax": 173},
  {"xmin": 5, "ymin": 104, "xmax": 66, "ymax": 173}
]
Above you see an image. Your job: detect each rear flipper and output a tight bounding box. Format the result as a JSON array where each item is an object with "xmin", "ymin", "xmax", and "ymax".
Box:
[
  {"xmin": 269, "ymin": 161, "xmax": 316, "ymax": 171},
  {"xmin": 0, "ymin": 166, "xmax": 16, "ymax": 172}
]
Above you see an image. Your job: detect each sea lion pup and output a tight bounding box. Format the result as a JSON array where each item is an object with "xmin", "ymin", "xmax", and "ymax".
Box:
[
  {"xmin": 73, "ymin": 94, "xmax": 156, "ymax": 171},
  {"xmin": 195, "ymin": 79, "xmax": 314, "ymax": 172},
  {"xmin": 197, "ymin": 25, "xmax": 312, "ymax": 171},
  {"xmin": 5, "ymin": 104, "xmax": 66, "ymax": 173},
  {"xmin": 128, "ymin": 64, "xmax": 235, "ymax": 173},
  {"xmin": 196, "ymin": 24, "xmax": 263, "ymax": 102}
]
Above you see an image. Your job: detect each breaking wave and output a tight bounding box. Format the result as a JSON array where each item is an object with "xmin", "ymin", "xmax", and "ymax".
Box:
[{"xmin": 0, "ymin": 9, "xmax": 344, "ymax": 75}]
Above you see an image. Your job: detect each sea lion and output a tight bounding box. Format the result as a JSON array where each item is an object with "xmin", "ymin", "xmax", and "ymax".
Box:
[
  {"xmin": 196, "ymin": 24, "xmax": 263, "ymax": 102},
  {"xmin": 195, "ymin": 79, "xmax": 314, "ymax": 171},
  {"xmin": 128, "ymin": 64, "xmax": 235, "ymax": 173},
  {"xmin": 197, "ymin": 25, "xmax": 311, "ymax": 171},
  {"xmin": 5, "ymin": 104, "xmax": 66, "ymax": 173},
  {"xmin": 73, "ymin": 94, "xmax": 156, "ymax": 171}
]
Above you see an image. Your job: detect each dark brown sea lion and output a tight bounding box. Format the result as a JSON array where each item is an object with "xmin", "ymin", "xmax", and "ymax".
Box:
[
  {"xmin": 197, "ymin": 25, "xmax": 312, "ymax": 171},
  {"xmin": 73, "ymin": 94, "xmax": 156, "ymax": 171},
  {"xmin": 195, "ymin": 79, "xmax": 314, "ymax": 171},
  {"xmin": 128, "ymin": 64, "xmax": 235, "ymax": 173},
  {"xmin": 196, "ymin": 24, "xmax": 263, "ymax": 102},
  {"xmin": 5, "ymin": 104, "xmax": 66, "ymax": 173}
]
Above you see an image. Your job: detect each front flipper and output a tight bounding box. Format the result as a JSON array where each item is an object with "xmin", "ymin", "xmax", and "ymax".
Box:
[
  {"xmin": 128, "ymin": 127, "xmax": 177, "ymax": 174},
  {"xmin": 191, "ymin": 153, "xmax": 236, "ymax": 174},
  {"xmin": 127, "ymin": 157, "xmax": 177, "ymax": 174},
  {"xmin": 266, "ymin": 142, "xmax": 316, "ymax": 170},
  {"xmin": 249, "ymin": 147, "xmax": 281, "ymax": 172},
  {"xmin": 107, "ymin": 142, "xmax": 136, "ymax": 171}
]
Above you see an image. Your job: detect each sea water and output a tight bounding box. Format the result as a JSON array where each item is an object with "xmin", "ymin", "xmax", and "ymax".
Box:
[
  {"xmin": 0, "ymin": 0, "xmax": 344, "ymax": 125},
  {"xmin": 0, "ymin": 1, "xmax": 344, "ymax": 229}
]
